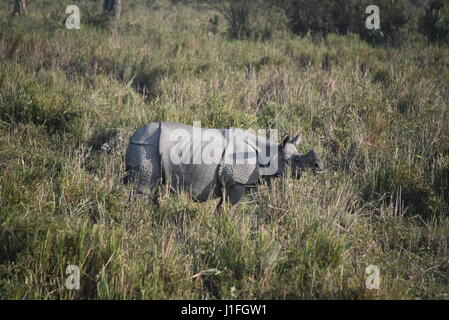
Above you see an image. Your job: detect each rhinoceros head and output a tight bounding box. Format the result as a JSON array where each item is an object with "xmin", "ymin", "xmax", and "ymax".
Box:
[{"xmin": 278, "ymin": 134, "xmax": 325, "ymax": 178}]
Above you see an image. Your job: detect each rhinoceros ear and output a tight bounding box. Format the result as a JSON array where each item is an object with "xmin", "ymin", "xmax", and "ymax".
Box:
[
  {"xmin": 281, "ymin": 135, "xmax": 291, "ymax": 146},
  {"xmin": 290, "ymin": 133, "xmax": 302, "ymax": 145}
]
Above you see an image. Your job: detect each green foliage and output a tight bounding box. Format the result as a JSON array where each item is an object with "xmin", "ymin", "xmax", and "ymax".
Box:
[
  {"xmin": 372, "ymin": 68, "xmax": 392, "ymax": 85},
  {"xmin": 278, "ymin": 0, "xmax": 423, "ymax": 45},
  {"xmin": 280, "ymin": 0, "xmax": 354, "ymax": 38},
  {"xmin": 0, "ymin": 66, "xmax": 83, "ymax": 134},
  {"xmin": 201, "ymin": 0, "xmax": 284, "ymax": 39},
  {"xmin": 200, "ymin": 0, "xmax": 449, "ymax": 46},
  {"xmin": 421, "ymin": 0, "xmax": 449, "ymax": 43}
]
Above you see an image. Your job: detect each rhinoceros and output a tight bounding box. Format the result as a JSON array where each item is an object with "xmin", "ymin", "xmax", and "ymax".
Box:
[{"xmin": 124, "ymin": 121, "xmax": 324, "ymax": 206}]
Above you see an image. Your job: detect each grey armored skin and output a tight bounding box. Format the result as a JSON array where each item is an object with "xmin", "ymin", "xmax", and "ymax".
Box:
[{"xmin": 125, "ymin": 121, "xmax": 324, "ymax": 205}]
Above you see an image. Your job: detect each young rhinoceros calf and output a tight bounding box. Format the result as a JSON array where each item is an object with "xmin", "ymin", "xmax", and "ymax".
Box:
[{"xmin": 124, "ymin": 121, "xmax": 324, "ymax": 206}]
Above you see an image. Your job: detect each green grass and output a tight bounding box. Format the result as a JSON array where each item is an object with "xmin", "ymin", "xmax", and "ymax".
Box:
[{"xmin": 0, "ymin": 0, "xmax": 448, "ymax": 299}]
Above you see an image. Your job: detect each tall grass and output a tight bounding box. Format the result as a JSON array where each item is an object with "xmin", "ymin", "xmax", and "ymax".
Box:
[{"xmin": 0, "ymin": 0, "xmax": 448, "ymax": 299}]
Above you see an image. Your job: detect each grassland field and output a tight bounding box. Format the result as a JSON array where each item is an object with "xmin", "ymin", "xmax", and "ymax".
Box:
[{"xmin": 0, "ymin": 0, "xmax": 448, "ymax": 299}]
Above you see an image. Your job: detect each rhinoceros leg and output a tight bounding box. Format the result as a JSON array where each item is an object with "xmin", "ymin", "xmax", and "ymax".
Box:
[
  {"xmin": 227, "ymin": 183, "xmax": 246, "ymax": 205},
  {"xmin": 214, "ymin": 183, "xmax": 245, "ymax": 212}
]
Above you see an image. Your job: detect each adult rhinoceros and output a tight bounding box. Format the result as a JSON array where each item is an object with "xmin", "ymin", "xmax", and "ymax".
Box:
[{"xmin": 124, "ymin": 121, "xmax": 324, "ymax": 206}]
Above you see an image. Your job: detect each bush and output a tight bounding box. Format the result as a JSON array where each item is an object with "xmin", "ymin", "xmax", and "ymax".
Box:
[
  {"xmin": 203, "ymin": 0, "xmax": 446, "ymax": 45},
  {"xmin": 278, "ymin": 0, "xmax": 361, "ymax": 38},
  {"xmin": 201, "ymin": 0, "xmax": 283, "ymax": 39},
  {"xmin": 421, "ymin": 0, "xmax": 449, "ymax": 43},
  {"xmin": 277, "ymin": 0, "xmax": 425, "ymax": 45}
]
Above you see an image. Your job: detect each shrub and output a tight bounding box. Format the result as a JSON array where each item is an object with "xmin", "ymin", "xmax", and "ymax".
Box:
[
  {"xmin": 278, "ymin": 0, "xmax": 425, "ymax": 45},
  {"xmin": 200, "ymin": 0, "xmax": 283, "ymax": 39},
  {"xmin": 278, "ymin": 0, "xmax": 361, "ymax": 38},
  {"xmin": 421, "ymin": 0, "xmax": 449, "ymax": 43},
  {"xmin": 359, "ymin": 0, "xmax": 416, "ymax": 45}
]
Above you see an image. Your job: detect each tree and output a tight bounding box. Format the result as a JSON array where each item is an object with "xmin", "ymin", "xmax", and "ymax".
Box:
[
  {"xmin": 104, "ymin": 0, "xmax": 121, "ymax": 20},
  {"xmin": 12, "ymin": 0, "xmax": 27, "ymax": 16}
]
